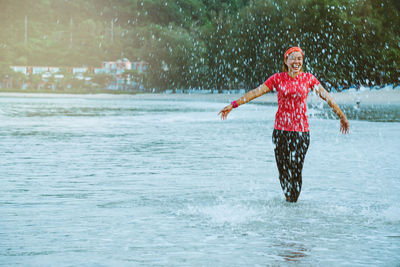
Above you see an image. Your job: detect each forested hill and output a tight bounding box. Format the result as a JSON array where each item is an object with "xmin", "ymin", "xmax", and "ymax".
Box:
[{"xmin": 1, "ymin": 0, "xmax": 399, "ymax": 90}]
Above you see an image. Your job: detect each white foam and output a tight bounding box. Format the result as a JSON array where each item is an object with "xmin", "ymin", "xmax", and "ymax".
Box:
[
  {"xmin": 186, "ymin": 203, "xmax": 260, "ymax": 225},
  {"xmin": 382, "ymin": 205, "xmax": 400, "ymax": 223}
]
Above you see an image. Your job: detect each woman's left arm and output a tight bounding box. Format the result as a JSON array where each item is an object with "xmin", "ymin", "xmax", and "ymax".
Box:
[{"xmin": 314, "ymin": 84, "xmax": 350, "ymax": 134}]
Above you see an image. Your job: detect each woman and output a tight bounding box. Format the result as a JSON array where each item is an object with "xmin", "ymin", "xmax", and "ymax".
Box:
[{"xmin": 218, "ymin": 46, "xmax": 350, "ymax": 202}]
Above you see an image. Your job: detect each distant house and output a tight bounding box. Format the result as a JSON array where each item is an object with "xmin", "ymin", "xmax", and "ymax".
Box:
[
  {"xmin": 9, "ymin": 58, "xmax": 147, "ymax": 90},
  {"xmin": 10, "ymin": 66, "xmax": 28, "ymax": 75},
  {"xmin": 11, "ymin": 59, "xmax": 146, "ymax": 77},
  {"xmin": 11, "ymin": 66, "xmax": 61, "ymax": 75},
  {"xmin": 69, "ymin": 67, "xmax": 88, "ymax": 75},
  {"xmin": 95, "ymin": 58, "xmax": 147, "ymax": 75},
  {"xmin": 94, "ymin": 58, "xmax": 147, "ymax": 90}
]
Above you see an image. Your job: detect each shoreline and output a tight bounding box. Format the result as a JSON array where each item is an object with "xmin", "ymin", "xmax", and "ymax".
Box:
[{"xmin": 1, "ymin": 89, "xmax": 400, "ymax": 105}]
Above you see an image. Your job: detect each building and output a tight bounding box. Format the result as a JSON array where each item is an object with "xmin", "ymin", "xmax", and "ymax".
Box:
[
  {"xmin": 94, "ymin": 58, "xmax": 147, "ymax": 90},
  {"xmin": 11, "ymin": 58, "xmax": 146, "ymax": 77},
  {"xmin": 95, "ymin": 58, "xmax": 146, "ymax": 74},
  {"xmin": 11, "ymin": 66, "xmax": 61, "ymax": 75},
  {"xmin": 9, "ymin": 58, "xmax": 147, "ymax": 91}
]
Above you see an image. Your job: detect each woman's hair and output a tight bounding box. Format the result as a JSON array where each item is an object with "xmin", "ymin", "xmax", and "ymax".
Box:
[{"xmin": 282, "ymin": 61, "xmax": 289, "ymax": 72}]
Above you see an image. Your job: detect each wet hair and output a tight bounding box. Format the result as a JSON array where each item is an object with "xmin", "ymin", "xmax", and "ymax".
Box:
[{"xmin": 282, "ymin": 61, "xmax": 289, "ymax": 72}]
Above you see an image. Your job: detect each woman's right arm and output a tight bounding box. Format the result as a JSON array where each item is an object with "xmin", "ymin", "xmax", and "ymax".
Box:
[
  {"xmin": 218, "ymin": 84, "xmax": 272, "ymax": 120},
  {"xmin": 235, "ymin": 83, "xmax": 272, "ymax": 106}
]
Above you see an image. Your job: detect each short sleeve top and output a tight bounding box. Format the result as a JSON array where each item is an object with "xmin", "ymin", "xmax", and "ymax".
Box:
[{"xmin": 264, "ymin": 72, "xmax": 320, "ymax": 132}]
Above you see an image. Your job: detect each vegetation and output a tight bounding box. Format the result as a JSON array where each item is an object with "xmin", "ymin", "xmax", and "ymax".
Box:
[{"xmin": 0, "ymin": 0, "xmax": 399, "ymax": 92}]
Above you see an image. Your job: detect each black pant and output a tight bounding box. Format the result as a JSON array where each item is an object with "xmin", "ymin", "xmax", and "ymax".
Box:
[{"xmin": 272, "ymin": 129, "xmax": 310, "ymax": 202}]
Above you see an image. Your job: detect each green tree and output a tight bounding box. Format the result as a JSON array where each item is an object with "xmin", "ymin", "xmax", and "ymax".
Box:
[
  {"xmin": 139, "ymin": 24, "xmax": 207, "ymax": 90},
  {"xmin": 0, "ymin": 0, "xmax": 399, "ymax": 91}
]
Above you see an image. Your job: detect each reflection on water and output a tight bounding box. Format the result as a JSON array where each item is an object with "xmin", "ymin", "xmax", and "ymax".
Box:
[
  {"xmin": 0, "ymin": 95, "xmax": 399, "ymax": 266},
  {"xmin": 275, "ymin": 242, "xmax": 308, "ymax": 262}
]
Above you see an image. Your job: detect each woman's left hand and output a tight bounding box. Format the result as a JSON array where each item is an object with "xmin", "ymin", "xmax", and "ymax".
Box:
[{"xmin": 340, "ymin": 117, "xmax": 350, "ymax": 134}]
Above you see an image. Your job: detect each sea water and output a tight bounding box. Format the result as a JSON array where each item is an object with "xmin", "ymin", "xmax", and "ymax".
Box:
[{"xmin": 0, "ymin": 94, "xmax": 399, "ymax": 266}]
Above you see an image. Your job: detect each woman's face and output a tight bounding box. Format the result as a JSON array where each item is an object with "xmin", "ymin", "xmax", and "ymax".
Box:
[{"xmin": 285, "ymin": 51, "xmax": 303, "ymax": 74}]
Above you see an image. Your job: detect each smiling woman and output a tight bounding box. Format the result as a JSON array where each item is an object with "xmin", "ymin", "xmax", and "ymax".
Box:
[
  {"xmin": 283, "ymin": 46, "xmax": 304, "ymax": 73},
  {"xmin": 218, "ymin": 46, "xmax": 350, "ymax": 202}
]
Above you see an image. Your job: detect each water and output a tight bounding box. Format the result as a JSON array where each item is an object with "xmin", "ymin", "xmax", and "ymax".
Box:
[{"xmin": 0, "ymin": 94, "xmax": 399, "ymax": 266}]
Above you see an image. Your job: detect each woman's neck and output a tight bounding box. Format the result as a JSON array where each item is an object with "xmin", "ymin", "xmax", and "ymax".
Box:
[{"xmin": 288, "ymin": 71, "xmax": 301, "ymax": 78}]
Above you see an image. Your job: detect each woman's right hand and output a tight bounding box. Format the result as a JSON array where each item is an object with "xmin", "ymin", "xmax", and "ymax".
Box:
[
  {"xmin": 340, "ymin": 116, "xmax": 350, "ymax": 134},
  {"xmin": 218, "ymin": 104, "xmax": 233, "ymax": 120}
]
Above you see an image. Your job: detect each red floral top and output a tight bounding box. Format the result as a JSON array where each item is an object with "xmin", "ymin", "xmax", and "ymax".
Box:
[{"xmin": 264, "ymin": 72, "xmax": 320, "ymax": 132}]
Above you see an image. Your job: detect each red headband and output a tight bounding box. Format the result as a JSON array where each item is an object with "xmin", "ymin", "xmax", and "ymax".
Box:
[{"xmin": 284, "ymin": 47, "xmax": 304, "ymax": 59}]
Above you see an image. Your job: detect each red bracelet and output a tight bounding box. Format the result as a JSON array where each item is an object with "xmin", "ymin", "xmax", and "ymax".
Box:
[{"xmin": 231, "ymin": 101, "xmax": 239, "ymax": 108}]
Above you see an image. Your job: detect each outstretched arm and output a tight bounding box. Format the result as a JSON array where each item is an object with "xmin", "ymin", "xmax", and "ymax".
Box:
[
  {"xmin": 218, "ymin": 84, "xmax": 272, "ymax": 120},
  {"xmin": 314, "ymin": 84, "xmax": 350, "ymax": 134}
]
